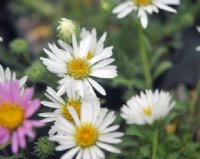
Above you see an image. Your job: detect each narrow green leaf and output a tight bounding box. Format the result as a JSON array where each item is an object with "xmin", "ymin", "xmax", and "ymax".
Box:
[{"xmin": 153, "ymin": 61, "xmax": 172, "ymax": 80}]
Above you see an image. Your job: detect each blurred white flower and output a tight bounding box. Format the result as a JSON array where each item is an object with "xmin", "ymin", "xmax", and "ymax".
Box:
[
  {"xmin": 50, "ymin": 99, "xmax": 123, "ymax": 159},
  {"xmin": 41, "ymin": 32, "xmax": 117, "ymax": 96},
  {"xmin": 0, "ymin": 36, "xmax": 3, "ymax": 42},
  {"xmin": 112, "ymin": 0, "xmax": 180, "ymax": 28},
  {"xmin": 196, "ymin": 26, "xmax": 200, "ymax": 51},
  {"xmin": 121, "ymin": 90, "xmax": 174, "ymax": 125}
]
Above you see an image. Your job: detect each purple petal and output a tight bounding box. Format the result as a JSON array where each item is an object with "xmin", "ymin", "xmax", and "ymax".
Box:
[
  {"xmin": 0, "ymin": 82, "xmax": 12, "ymax": 102},
  {"xmin": 10, "ymin": 82, "xmax": 20, "ymax": 103},
  {"xmin": 24, "ymin": 127, "xmax": 35, "ymax": 139},
  {"xmin": 23, "ymin": 120, "xmax": 32, "ymax": 129},
  {"xmin": 11, "ymin": 132, "xmax": 19, "ymax": 154},
  {"xmin": 0, "ymin": 128, "xmax": 10, "ymax": 145},
  {"xmin": 25, "ymin": 99, "xmax": 40, "ymax": 118},
  {"xmin": 20, "ymin": 88, "xmax": 34, "ymax": 107},
  {"xmin": 17, "ymin": 127, "xmax": 26, "ymax": 149},
  {"xmin": 28, "ymin": 120, "xmax": 45, "ymax": 127}
]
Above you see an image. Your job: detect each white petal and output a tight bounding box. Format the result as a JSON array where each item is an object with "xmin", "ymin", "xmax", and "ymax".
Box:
[
  {"xmin": 112, "ymin": 2, "xmax": 133, "ymax": 14},
  {"xmin": 117, "ymin": 6, "xmax": 135, "ymax": 19},
  {"xmin": 5, "ymin": 68, "xmax": 11, "ymax": 80},
  {"xmin": 140, "ymin": 13, "xmax": 148, "ymax": 29},
  {"xmin": 61, "ymin": 147, "xmax": 80, "ymax": 159},
  {"xmin": 0, "ymin": 65, "xmax": 5, "ymax": 82},
  {"xmin": 155, "ymin": 2, "xmax": 177, "ymax": 13},
  {"xmin": 87, "ymin": 78, "xmax": 106, "ymax": 95},
  {"xmin": 41, "ymin": 101, "xmax": 60, "ymax": 108},
  {"xmin": 68, "ymin": 106, "xmax": 80, "ymax": 126},
  {"xmin": 96, "ymin": 142, "xmax": 121, "ymax": 153}
]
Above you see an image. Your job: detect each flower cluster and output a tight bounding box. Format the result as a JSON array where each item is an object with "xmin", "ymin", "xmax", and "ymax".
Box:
[
  {"xmin": 40, "ymin": 22, "xmax": 123, "ymax": 159},
  {"xmin": 0, "ymin": 14, "xmax": 178, "ymax": 158}
]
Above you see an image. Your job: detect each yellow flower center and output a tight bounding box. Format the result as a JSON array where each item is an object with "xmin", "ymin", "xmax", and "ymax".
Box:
[
  {"xmin": 86, "ymin": 51, "xmax": 93, "ymax": 60},
  {"xmin": 62, "ymin": 100, "xmax": 81, "ymax": 122},
  {"xmin": 143, "ymin": 106, "xmax": 152, "ymax": 116},
  {"xmin": 0, "ymin": 102, "xmax": 24, "ymax": 130},
  {"xmin": 75, "ymin": 123, "xmax": 98, "ymax": 147},
  {"xmin": 67, "ymin": 58, "xmax": 90, "ymax": 80},
  {"xmin": 133, "ymin": 0, "xmax": 152, "ymax": 6}
]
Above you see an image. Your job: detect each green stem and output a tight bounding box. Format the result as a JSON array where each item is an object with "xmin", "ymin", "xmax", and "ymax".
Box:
[
  {"xmin": 138, "ymin": 25, "xmax": 152, "ymax": 88},
  {"xmin": 151, "ymin": 129, "xmax": 158, "ymax": 159},
  {"xmin": 190, "ymin": 78, "xmax": 200, "ymax": 114}
]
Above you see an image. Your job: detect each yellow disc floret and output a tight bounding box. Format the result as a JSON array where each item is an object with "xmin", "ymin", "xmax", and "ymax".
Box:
[
  {"xmin": 67, "ymin": 58, "xmax": 90, "ymax": 80},
  {"xmin": 0, "ymin": 102, "xmax": 24, "ymax": 130},
  {"xmin": 133, "ymin": 0, "xmax": 152, "ymax": 6},
  {"xmin": 143, "ymin": 106, "xmax": 152, "ymax": 116},
  {"xmin": 62, "ymin": 100, "xmax": 81, "ymax": 122},
  {"xmin": 75, "ymin": 123, "xmax": 98, "ymax": 147},
  {"xmin": 86, "ymin": 51, "xmax": 93, "ymax": 60}
]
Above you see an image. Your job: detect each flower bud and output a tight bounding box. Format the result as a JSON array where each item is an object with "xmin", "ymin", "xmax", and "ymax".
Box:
[
  {"xmin": 57, "ymin": 18, "xmax": 80, "ymax": 43},
  {"xmin": 33, "ymin": 136, "xmax": 55, "ymax": 159}
]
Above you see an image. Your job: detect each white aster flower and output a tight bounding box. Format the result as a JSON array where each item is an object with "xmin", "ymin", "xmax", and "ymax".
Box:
[
  {"xmin": 196, "ymin": 26, "xmax": 200, "ymax": 52},
  {"xmin": 50, "ymin": 99, "xmax": 123, "ymax": 159},
  {"xmin": 0, "ymin": 64, "xmax": 27, "ymax": 87},
  {"xmin": 41, "ymin": 32, "xmax": 117, "ymax": 96},
  {"xmin": 121, "ymin": 90, "xmax": 174, "ymax": 125},
  {"xmin": 112, "ymin": 0, "xmax": 180, "ymax": 28},
  {"xmin": 39, "ymin": 82, "xmax": 98, "ymax": 123}
]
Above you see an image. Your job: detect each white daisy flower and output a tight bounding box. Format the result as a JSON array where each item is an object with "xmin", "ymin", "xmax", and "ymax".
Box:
[
  {"xmin": 39, "ymin": 82, "xmax": 98, "ymax": 123},
  {"xmin": 121, "ymin": 90, "xmax": 174, "ymax": 125},
  {"xmin": 50, "ymin": 99, "xmax": 123, "ymax": 159},
  {"xmin": 41, "ymin": 32, "xmax": 117, "ymax": 96},
  {"xmin": 112, "ymin": 0, "xmax": 180, "ymax": 28},
  {"xmin": 196, "ymin": 26, "xmax": 200, "ymax": 52},
  {"xmin": 0, "ymin": 64, "xmax": 27, "ymax": 87}
]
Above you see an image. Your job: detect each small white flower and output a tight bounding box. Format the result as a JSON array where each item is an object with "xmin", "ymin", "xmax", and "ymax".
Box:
[
  {"xmin": 0, "ymin": 64, "xmax": 27, "ymax": 87},
  {"xmin": 196, "ymin": 26, "xmax": 200, "ymax": 52},
  {"xmin": 112, "ymin": 0, "xmax": 180, "ymax": 28},
  {"xmin": 41, "ymin": 30, "xmax": 117, "ymax": 96},
  {"xmin": 39, "ymin": 82, "xmax": 98, "ymax": 123},
  {"xmin": 121, "ymin": 90, "xmax": 174, "ymax": 125},
  {"xmin": 50, "ymin": 99, "xmax": 123, "ymax": 159}
]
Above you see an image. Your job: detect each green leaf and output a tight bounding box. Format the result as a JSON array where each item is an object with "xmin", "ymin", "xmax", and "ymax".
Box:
[
  {"xmin": 126, "ymin": 126, "xmax": 144, "ymax": 138},
  {"xmin": 153, "ymin": 61, "xmax": 173, "ymax": 80},
  {"xmin": 150, "ymin": 47, "xmax": 167, "ymax": 68}
]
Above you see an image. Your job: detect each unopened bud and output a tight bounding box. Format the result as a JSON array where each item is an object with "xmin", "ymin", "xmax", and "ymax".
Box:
[{"xmin": 57, "ymin": 18, "xmax": 80, "ymax": 43}]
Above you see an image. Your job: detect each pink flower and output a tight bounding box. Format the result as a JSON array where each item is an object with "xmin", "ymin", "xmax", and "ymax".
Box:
[{"xmin": 0, "ymin": 81, "xmax": 44, "ymax": 153}]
